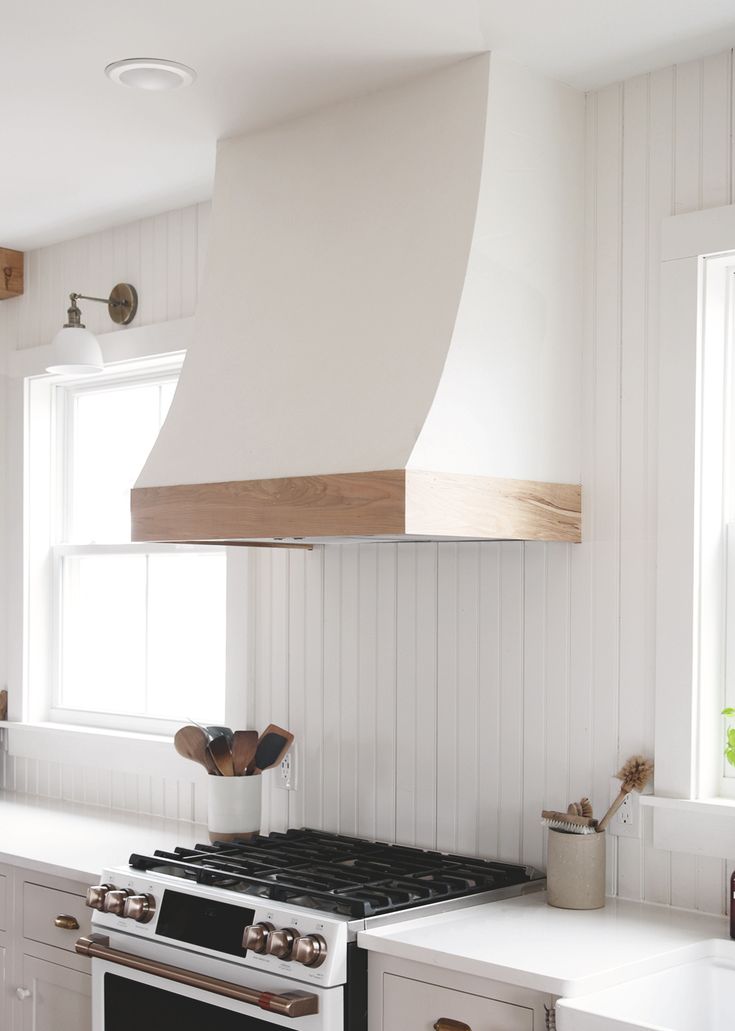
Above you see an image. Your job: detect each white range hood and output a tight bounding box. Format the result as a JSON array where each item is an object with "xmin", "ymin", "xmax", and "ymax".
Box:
[{"xmin": 132, "ymin": 53, "xmax": 584, "ymax": 544}]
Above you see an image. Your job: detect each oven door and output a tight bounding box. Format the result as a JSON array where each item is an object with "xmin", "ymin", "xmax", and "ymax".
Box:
[{"xmin": 89, "ymin": 948, "xmax": 341, "ymax": 1031}]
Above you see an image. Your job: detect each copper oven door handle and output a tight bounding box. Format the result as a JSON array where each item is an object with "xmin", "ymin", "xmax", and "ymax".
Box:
[
  {"xmin": 75, "ymin": 934, "xmax": 318, "ymax": 1018},
  {"xmin": 434, "ymin": 1021, "xmax": 472, "ymax": 1031}
]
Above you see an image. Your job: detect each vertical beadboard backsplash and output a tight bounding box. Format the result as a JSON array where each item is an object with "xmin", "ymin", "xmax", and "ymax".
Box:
[
  {"xmin": 251, "ymin": 542, "xmax": 582, "ymax": 872},
  {"xmin": 3, "ymin": 53, "xmax": 735, "ymax": 918}
]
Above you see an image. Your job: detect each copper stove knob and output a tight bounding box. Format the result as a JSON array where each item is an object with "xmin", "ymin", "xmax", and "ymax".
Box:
[
  {"xmin": 242, "ymin": 921, "xmax": 274, "ymax": 953},
  {"xmin": 265, "ymin": 927, "xmax": 297, "ymax": 960},
  {"xmin": 102, "ymin": 889, "xmax": 132, "ymax": 916},
  {"xmin": 85, "ymin": 884, "xmax": 114, "ymax": 911},
  {"xmin": 292, "ymin": 933, "xmax": 327, "ymax": 968},
  {"xmin": 122, "ymin": 893, "xmax": 156, "ymax": 923}
]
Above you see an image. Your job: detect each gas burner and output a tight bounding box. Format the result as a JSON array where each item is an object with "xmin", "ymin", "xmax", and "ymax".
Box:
[{"xmin": 129, "ymin": 828, "xmax": 542, "ymax": 919}]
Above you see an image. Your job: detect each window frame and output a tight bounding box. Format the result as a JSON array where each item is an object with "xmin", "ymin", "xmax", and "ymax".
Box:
[
  {"xmin": 46, "ymin": 360, "xmax": 228, "ymax": 737},
  {"xmin": 649, "ymin": 203, "xmax": 735, "ymax": 854},
  {"xmin": 2, "ymin": 319, "xmax": 251, "ymax": 777}
]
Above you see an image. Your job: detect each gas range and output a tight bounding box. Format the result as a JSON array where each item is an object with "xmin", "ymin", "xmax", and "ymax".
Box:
[{"xmin": 79, "ymin": 829, "xmax": 544, "ymax": 1031}]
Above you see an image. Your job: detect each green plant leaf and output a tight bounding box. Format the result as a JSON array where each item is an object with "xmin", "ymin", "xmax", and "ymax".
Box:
[
  {"xmin": 723, "ymin": 708, "xmax": 735, "ymax": 717},
  {"xmin": 726, "ymin": 747, "xmax": 735, "ymax": 768}
]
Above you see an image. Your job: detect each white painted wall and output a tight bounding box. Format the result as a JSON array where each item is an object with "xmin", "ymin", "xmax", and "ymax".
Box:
[{"xmin": 2, "ymin": 51, "xmax": 735, "ymax": 918}]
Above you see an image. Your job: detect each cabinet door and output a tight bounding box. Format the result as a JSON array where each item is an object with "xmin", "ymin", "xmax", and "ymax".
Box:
[
  {"xmin": 0, "ymin": 945, "xmax": 6, "ymax": 1031},
  {"xmin": 384, "ymin": 974, "xmax": 534, "ymax": 1031},
  {"xmin": 18, "ymin": 955, "xmax": 91, "ymax": 1031}
]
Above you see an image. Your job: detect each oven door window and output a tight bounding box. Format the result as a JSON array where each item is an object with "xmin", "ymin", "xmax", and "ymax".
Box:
[{"xmin": 102, "ymin": 972, "xmax": 297, "ymax": 1030}]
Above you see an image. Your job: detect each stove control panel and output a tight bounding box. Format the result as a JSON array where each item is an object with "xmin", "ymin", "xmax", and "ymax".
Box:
[{"xmin": 89, "ymin": 870, "xmax": 350, "ymax": 987}]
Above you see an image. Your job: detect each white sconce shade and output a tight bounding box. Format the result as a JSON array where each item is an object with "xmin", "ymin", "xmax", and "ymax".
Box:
[
  {"xmin": 47, "ymin": 283, "xmax": 137, "ymax": 374},
  {"xmin": 46, "ymin": 326, "xmax": 105, "ymax": 375}
]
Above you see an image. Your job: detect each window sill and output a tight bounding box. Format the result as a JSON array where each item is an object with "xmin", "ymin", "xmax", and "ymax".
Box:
[
  {"xmin": 0, "ymin": 721, "xmax": 197, "ymax": 782},
  {"xmin": 640, "ymin": 795, "xmax": 735, "ymax": 858}
]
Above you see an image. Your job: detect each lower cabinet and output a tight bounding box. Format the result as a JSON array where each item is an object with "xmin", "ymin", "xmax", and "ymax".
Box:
[
  {"xmin": 18, "ymin": 955, "xmax": 91, "ymax": 1031},
  {"xmin": 2, "ymin": 864, "xmax": 92, "ymax": 1031},
  {"xmin": 1, "ymin": 943, "xmax": 7, "ymax": 1031},
  {"xmin": 369, "ymin": 954, "xmax": 556, "ymax": 1031},
  {"xmin": 384, "ymin": 974, "xmax": 533, "ymax": 1030}
]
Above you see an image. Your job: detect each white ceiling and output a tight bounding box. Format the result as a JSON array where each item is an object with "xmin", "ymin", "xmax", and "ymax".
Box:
[{"xmin": 4, "ymin": 0, "xmax": 735, "ymax": 251}]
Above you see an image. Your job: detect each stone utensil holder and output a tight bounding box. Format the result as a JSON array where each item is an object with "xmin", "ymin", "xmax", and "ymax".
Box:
[
  {"xmin": 546, "ymin": 828, "xmax": 606, "ymax": 910},
  {"xmin": 208, "ymin": 774, "xmax": 262, "ymax": 843}
]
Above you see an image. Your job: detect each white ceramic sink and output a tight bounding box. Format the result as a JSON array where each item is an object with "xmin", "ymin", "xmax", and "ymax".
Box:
[{"xmin": 556, "ymin": 939, "xmax": 735, "ymax": 1031}]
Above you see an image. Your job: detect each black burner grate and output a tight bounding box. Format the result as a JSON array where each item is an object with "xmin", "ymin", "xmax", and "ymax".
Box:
[{"xmin": 129, "ymin": 829, "xmax": 542, "ymax": 918}]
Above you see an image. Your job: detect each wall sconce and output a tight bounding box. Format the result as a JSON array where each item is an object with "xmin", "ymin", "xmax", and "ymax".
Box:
[{"xmin": 47, "ymin": 282, "xmax": 138, "ymax": 374}]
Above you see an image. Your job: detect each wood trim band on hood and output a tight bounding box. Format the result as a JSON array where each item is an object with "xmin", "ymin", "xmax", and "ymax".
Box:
[{"xmin": 131, "ymin": 469, "xmax": 580, "ymax": 543}]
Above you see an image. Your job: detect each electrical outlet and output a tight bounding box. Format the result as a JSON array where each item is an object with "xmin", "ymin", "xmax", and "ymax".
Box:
[
  {"xmin": 278, "ymin": 747, "xmax": 296, "ymax": 791},
  {"xmin": 607, "ymin": 776, "xmax": 640, "ymax": 839}
]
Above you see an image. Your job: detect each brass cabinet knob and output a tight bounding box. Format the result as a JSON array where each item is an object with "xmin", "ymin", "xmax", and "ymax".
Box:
[
  {"xmin": 54, "ymin": 915, "xmax": 80, "ymax": 931},
  {"xmin": 434, "ymin": 1021, "xmax": 472, "ymax": 1031}
]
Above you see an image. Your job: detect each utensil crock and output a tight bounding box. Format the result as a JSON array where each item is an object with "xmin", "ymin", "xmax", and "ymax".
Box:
[
  {"xmin": 546, "ymin": 828, "xmax": 606, "ymax": 910},
  {"xmin": 207, "ymin": 774, "xmax": 262, "ymax": 843}
]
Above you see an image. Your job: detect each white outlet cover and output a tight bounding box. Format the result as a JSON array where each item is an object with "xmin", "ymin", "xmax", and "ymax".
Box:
[{"xmin": 607, "ymin": 776, "xmax": 641, "ymax": 839}]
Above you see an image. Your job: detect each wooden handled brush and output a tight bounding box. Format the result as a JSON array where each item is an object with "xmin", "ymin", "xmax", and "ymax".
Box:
[{"xmin": 597, "ymin": 755, "xmax": 653, "ymax": 832}]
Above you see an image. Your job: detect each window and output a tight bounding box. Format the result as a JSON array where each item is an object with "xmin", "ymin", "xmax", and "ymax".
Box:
[
  {"xmin": 649, "ymin": 207, "xmax": 735, "ymax": 856},
  {"xmin": 40, "ymin": 360, "xmax": 226, "ymax": 734}
]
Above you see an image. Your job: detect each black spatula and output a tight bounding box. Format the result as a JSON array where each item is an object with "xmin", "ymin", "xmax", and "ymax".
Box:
[{"xmin": 247, "ymin": 724, "xmax": 294, "ymax": 775}]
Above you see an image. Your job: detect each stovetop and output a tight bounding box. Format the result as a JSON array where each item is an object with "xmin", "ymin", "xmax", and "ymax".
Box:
[{"xmin": 129, "ymin": 828, "xmax": 543, "ymax": 919}]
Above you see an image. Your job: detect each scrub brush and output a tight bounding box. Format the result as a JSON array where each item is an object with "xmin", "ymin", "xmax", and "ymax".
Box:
[
  {"xmin": 541, "ymin": 810, "xmax": 598, "ymax": 834},
  {"xmin": 596, "ymin": 755, "xmax": 653, "ymax": 832},
  {"xmin": 567, "ymin": 798, "xmax": 594, "ymax": 818}
]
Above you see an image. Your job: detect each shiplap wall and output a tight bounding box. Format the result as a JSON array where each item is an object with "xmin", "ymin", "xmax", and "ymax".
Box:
[
  {"xmin": 0, "ymin": 203, "xmax": 210, "ymax": 351},
  {"xmin": 583, "ymin": 50, "xmax": 735, "ymax": 913},
  {"xmin": 2, "ymin": 53, "xmax": 735, "ymax": 916}
]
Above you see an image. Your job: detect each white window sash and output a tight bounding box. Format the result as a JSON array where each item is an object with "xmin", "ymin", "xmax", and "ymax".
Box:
[{"xmin": 49, "ymin": 542, "xmax": 228, "ymax": 736}]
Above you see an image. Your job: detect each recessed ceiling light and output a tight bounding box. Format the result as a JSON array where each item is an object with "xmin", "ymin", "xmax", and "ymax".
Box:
[{"xmin": 105, "ymin": 58, "xmax": 197, "ymax": 91}]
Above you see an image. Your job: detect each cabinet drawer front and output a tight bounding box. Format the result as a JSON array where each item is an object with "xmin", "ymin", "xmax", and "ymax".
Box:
[
  {"xmin": 384, "ymin": 974, "xmax": 534, "ymax": 1031},
  {"xmin": 0, "ymin": 874, "xmax": 6, "ymax": 931},
  {"xmin": 23, "ymin": 882, "xmax": 91, "ymax": 953}
]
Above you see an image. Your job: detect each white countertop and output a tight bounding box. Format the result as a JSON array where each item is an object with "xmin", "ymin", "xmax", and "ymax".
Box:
[
  {"xmin": 0, "ymin": 791, "xmax": 207, "ymax": 883},
  {"xmin": 358, "ymin": 889, "xmax": 729, "ymax": 998}
]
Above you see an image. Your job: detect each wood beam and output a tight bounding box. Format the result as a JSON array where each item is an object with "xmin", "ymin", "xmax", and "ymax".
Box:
[{"xmin": 0, "ymin": 248, "xmax": 23, "ymax": 300}]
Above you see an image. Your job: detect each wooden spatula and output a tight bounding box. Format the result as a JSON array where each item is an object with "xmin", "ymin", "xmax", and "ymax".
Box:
[
  {"xmin": 208, "ymin": 733, "xmax": 235, "ymax": 776},
  {"xmin": 174, "ymin": 726, "xmax": 219, "ymax": 775},
  {"xmin": 231, "ymin": 730, "xmax": 259, "ymax": 776},
  {"xmin": 247, "ymin": 724, "xmax": 294, "ymax": 775}
]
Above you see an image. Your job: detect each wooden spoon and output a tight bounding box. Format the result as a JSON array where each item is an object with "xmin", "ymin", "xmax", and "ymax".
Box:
[
  {"xmin": 231, "ymin": 730, "xmax": 259, "ymax": 776},
  {"xmin": 208, "ymin": 733, "xmax": 235, "ymax": 776},
  {"xmin": 174, "ymin": 726, "xmax": 219, "ymax": 775},
  {"xmin": 247, "ymin": 724, "xmax": 294, "ymax": 776}
]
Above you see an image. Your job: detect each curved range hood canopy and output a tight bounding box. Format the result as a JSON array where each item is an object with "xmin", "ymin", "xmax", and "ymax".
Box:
[{"xmin": 132, "ymin": 54, "xmax": 583, "ymax": 545}]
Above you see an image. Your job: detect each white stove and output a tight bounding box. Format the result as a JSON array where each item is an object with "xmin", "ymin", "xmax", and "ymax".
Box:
[{"xmin": 77, "ymin": 829, "xmax": 544, "ymax": 1030}]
